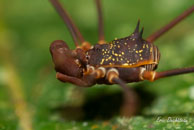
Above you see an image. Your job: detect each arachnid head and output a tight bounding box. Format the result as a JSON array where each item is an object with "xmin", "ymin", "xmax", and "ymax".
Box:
[{"xmin": 50, "ymin": 40, "xmax": 85, "ymax": 78}]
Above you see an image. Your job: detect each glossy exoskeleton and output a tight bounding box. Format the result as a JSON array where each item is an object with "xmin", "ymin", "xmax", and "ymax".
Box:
[{"xmin": 49, "ymin": 0, "xmax": 194, "ymax": 116}]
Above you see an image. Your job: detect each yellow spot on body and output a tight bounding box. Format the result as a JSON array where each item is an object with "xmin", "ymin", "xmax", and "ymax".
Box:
[
  {"xmin": 143, "ymin": 44, "xmax": 146, "ymax": 48},
  {"xmin": 109, "ymin": 63, "xmax": 112, "ymax": 65},
  {"xmin": 136, "ymin": 51, "xmax": 139, "ymax": 53},
  {"xmin": 112, "ymin": 58, "xmax": 115, "ymax": 61},
  {"xmin": 100, "ymin": 59, "xmax": 105, "ymax": 65},
  {"xmin": 127, "ymin": 60, "xmax": 130, "ymax": 63},
  {"xmin": 140, "ymin": 57, "xmax": 143, "ymax": 60},
  {"xmin": 146, "ymin": 44, "xmax": 149, "ymax": 48},
  {"xmin": 119, "ymin": 54, "xmax": 122, "ymax": 57},
  {"xmin": 114, "ymin": 38, "xmax": 118, "ymax": 40},
  {"xmin": 121, "ymin": 52, "xmax": 125, "ymax": 55},
  {"xmin": 123, "ymin": 63, "xmax": 128, "ymax": 66},
  {"xmin": 132, "ymin": 38, "xmax": 135, "ymax": 41},
  {"xmin": 118, "ymin": 45, "xmax": 120, "ymax": 48},
  {"xmin": 124, "ymin": 42, "xmax": 127, "ymax": 45},
  {"xmin": 102, "ymin": 49, "xmax": 104, "ymax": 51},
  {"xmin": 110, "ymin": 44, "xmax": 113, "ymax": 49},
  {"xmin": 114, "ymin": 53, "xmax": 118, "ymax": 56},
  {"xmin": 139, "ymin": 54, "xmax": 142, "ymax": 56},
  {"xmin": 112, "ymin": 51, "xmax": 114, "ymax": 54},
  {"xmin": 108, "ymin": 56, "xmax": 112, "ymax": 59},
  {"xmin": 120, "ymin": 58, "xmax": 123, "ymax": 61},
  {"xmin": 150, "ymin": 47, "xmax": 153, "ymax": 53},
  {"xmin": 139, "ymin": 50, "xmax": 143, "ymax": 53}
]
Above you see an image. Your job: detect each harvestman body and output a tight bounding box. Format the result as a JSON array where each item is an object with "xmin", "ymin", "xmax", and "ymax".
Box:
[{"xmin": 49, "ymin": 0, "xmax": 194, "ymax": 116}]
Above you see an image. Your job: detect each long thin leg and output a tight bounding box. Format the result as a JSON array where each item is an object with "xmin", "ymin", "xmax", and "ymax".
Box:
[
  {"xmin": 50, "ymin": 0, "xmax": 85, "ymax": 46},
  {"xmin": 95, "ymin": 0, "xmax": 105, "ymax": 44},
  {"xmin": 147, "ymin": 6, "xmax": 194, "ymax": 43},
  {"xmin": 112, "ymin": 78, "xmax": 139, "ymax": 117},
  {"xmin": 142, "ymin": 67, "xmax": 194, "ymax": 81},
  {"xmin": 106, "ymin": 69, "xmax": 138, "ymax": 117},
  {"xmin": 85, "ymin": 67, "xmax": 139, "ymax": 117}
]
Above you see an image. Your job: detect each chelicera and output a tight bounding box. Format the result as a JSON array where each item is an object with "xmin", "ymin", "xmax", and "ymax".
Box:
[{"xmin": 49, "ymin": 0, "xmax": 194, "ymax": 116}]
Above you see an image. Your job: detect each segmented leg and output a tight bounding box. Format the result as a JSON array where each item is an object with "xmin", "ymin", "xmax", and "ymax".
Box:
[
  {"xmin": 112, "ymin": 78, "xmax": 139, "ymax": 117},
  {"xmin": 95, "ymin": 0, "xmax": 106, "ymax": 44},
  {"xmin": 147, "ymin": 6, "xmax": 194, "ymax": 43},
  {"xmin": 50, "ymin": 0, "xmax": 91, "ymax": 50},
  {"xmin": 142, "ymin": 67, "xmax": 194, "ymax": 81},
  {"xmin": 106, "ymin": 68, "xmax": 139, "ymax": 117},
  {"xmin": 56, "ymin": 72, "xmax": 97, "ymax": 87}
]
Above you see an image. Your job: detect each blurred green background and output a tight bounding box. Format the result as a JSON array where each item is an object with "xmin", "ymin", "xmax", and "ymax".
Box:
[{"xmin": 0, "ymin": 0, "xmax": 194, "ymax": 129}]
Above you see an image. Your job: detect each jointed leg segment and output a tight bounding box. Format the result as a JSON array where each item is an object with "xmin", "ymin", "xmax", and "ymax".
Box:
[
  {"xmin": 95, "ymin": 0, "xmax": 106, "ymax": 44},
  {"xmin": 142, "ymin": 67, "xmax": 194, "ymax": 81},
  {"xmin": 107, "ymin": 69, "xmax": 139, "ymax": 117},
  {"xmin": 50, "ymin": 0, "xmax": 91, "ymax": 50},
  {"xmin": 147, "ymin": 6, "xmax": 194, "ymax": 43}
]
